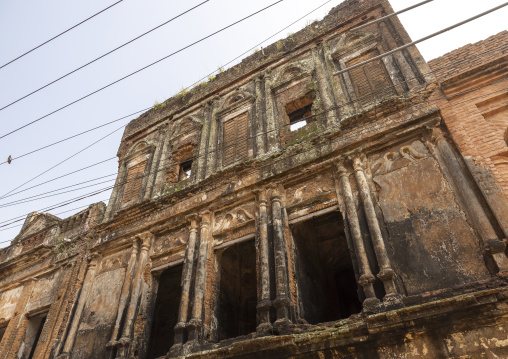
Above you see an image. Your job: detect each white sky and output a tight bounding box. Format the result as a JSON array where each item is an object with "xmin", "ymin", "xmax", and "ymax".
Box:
[{"xmin": 0, "ymin": 0, "xmax": 506, "ymax": 248}]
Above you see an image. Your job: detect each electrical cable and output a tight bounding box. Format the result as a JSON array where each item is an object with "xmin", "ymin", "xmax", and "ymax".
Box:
[
  {"xmin": 2, "ymin": 21, "xmax": 505, "ymax": 171},
  {"xmin": 0, "ymin": 108, "xmax": 150, "ymax": 166},
  {"xmin": 0, "ymin": 125, "xmax": 125, "ymax": 200},
  {"xmin": 0, "ymin": 0, "xmax": 334, "ymax": 166},
  {"xmin": 335, "ymin": 1, "xmax": 508, "ymax": 75},
  {"xmin": 0, "ymin": 0, "xmax": 125, "ymax": 70},
  {"xmin": 0, "ymin": 0, "xmax": 211, "ymax": 111},
  {"xmin": 1, "ymin": 3, "xmax": 506, "ymax": 223},
  {"xmin": 0, "ymin": 0, "xmax": 286, "ymax": 139},
  {"xmin": 0, "ymin": 157, "xmax": 117, "ymax": 200},
  {"xmin": 350, "ymin": 0, "xmax": 435, "ymax": 32},
  {"xmin": 0, "ymin": 82, "xmax": 506, "ymax": 242},
  {"xmin": 1, "ymin": 42, "xmax": 505, "ymax": 208},
  {"xmin": 0, "ymin": 177, "xmax": 116, "ymax": 208},
  {"xmin": 1, "ymin": 75, "xmax": 506, "ymax": 229}
]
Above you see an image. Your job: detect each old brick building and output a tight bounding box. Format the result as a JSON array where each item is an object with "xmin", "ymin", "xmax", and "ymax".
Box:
[{"xmin": 1, "ymin": 0, "xmax": 508, "ymax": 358}]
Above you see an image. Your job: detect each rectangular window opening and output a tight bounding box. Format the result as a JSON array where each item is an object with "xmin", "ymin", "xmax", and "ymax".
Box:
[
  {"xmin": 217, "ymin": 239, "xmax": 257, "ymax": 341},
  {"xmin": 20, "ymin": 313, "xmax": 47, "ymax": 359},
  {"xmin": 286, "ymin": 96, "xmax": 314, "ymax": 132},
  {"xmin": 178, "ymin": 160, "xmax": 192, "ymax": 181},
  {"xmin": 147, "ymin": 264, "xmax": 183, "ymax": 359},
  {"xmin": 291, "ymin": 211, "xmax": 362, "ymax": 324}
]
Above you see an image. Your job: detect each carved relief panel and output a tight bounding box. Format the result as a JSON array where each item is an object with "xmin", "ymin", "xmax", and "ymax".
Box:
[
  {"xmin": 284, "ymin": 170, "xmax": 338, "ymax": 221},
  {"xmin": 151, "ymin": 225, "xmax": 189, "ymax": 269},
  {"xmin": 213, "ymin": 201, "xmax": 256, "ymax": 245},
  {"xmin": 369, "ymin": 139, "xmax": 490, "ymax": 295}
]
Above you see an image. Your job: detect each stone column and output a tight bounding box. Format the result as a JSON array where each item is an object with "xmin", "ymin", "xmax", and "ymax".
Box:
[
  {"xmin": 312, "ymin": 44, "xmax": 337, "ymax": 126},
  {"xmin": 337, "ymin": 162, "xmax": 379, "ymax": 310},
  {"xmin": 104, "ymin": 162, "xmax": 127, "ymax": 221},
  {"xmin": 58, "ymin": 253, "xmax": 99, "ymax": 358},
  {"xmin": 187, "ymin": 211, "xmax": 212, "ymax": 347},
  {"xmin": 254, "ymin": 75, "xmax": 266, "ymax": 156},
  {"xmin": 144, "ymin": 125, "xmax": 168, "ymax": 200},
  {"xmin": 352, "ymin": 155, "xmax": 401, "ymax": 303},
  {"xmin": 264, "ymin": 71, "xmax": 279, "ymax": 153},
  {"xmin": 433, "ymin": 130, "xmax": 508, "ymax": 274},
  {"xmin": 378, "ymin": 21, "xmax": 419, "ymax": 92},
  {"xmin": 170, "ymin": 215, "xmax": 199, "ymax": 356},
  {"xmin": 253, "ymin": 189, "xmax": 271, "ymax": 333},
  {"xmin": 107, "ymin": 240, "xmax": 140, "ymax": 349},
  {"xmin": 271, "ymin": 188, "xmax": 291, "ymax": 328},
  {"xmin": 116, "ymin": 233, "xmax": 152, "ymax": 359},
  {"xmin": 205, "ymin": 99, "xmax": 219, "ymax": 178},
  {"xmin": 196, "ymin": 103, "xmax": 212, "ymax": 181},
  {"xmin": 153, "ymin": 126, "xmax": 173, "ymax": 196}
]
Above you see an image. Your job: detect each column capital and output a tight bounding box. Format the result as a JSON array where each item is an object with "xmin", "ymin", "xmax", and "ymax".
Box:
[
  {"xmin": 199, "ymin": 210, "xmax": 212, "ymax": 227},
  {"xmin": 336, "ymin": 159, "xmax": 349, "ymax": 177},
  {"xmin": 253, "ymin": 188, "xmax": 268, "ymax": 204},
  {"xmin": 186, "ymin": 214, "xmax": 200, "ymax": 231},
  {"xmin": 263, "ymin": 70, "xmax": 272, "ymax": 81},
  {"xmin": 431, "ymin": 127, "xmax": 447, "ymax": 144},
  {"xmin": 351, "ymin": 154, "xmax": 367, "ymax": 171},
  {"xmin": 158, "ymin": 123, "xmax": 168, "ymax": 134},
  {"xmin": 87, "ymin": 252, "xmax": 100, "ymax": 264},
  {"xmin": 135, "ymin": 232, "xmax": 153, "ymax": 251}
]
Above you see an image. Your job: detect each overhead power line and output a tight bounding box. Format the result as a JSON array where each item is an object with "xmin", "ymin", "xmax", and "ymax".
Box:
[
  {"xmin": 0, "ymin": 158, "xmax": 117, "ymax": 200},
  {"xmin": 0, "ymin": 0, "xmax": 125, "ymax": 70},
  {"xmin": 0, "ymin": 0, "xmax": 285, "ymax": 140},
  {"xmin": 0, "ymin": 125, "xmax": 125, "ymax": 200},
  {"xmin": 0, "ymin": 80, "xmax": 506, "ymax": 238},
  {"xmin": 336, "ymin": 1, "xmax": 508, "ymax": 75},
  {"xmin": 2, "ymin": 39, "xmax": 505, "ymax": 206},
  {"xmin": 1, "ymin": 4, "xmax": 506, "ymax": 224},
  {"xmin": 1, "ymin": 68, "xmax": 506, "ymax": 222},
  {"xmin": 0, "ymin": 0, "xmax": 333, "ymax": 166},
  {"xmin": 0, "ymin": 0, "xmax": 211, "ymax": 111},
  {"xmin": 350, "ymin": 0, "xmax": 435, "ymax": 32},
  {"xmin": 0, "ymin": 107, "xmax": 150, "ymax": 166}
]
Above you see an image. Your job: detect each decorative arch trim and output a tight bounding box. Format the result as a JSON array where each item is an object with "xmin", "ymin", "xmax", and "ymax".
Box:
[{"xmin": 271, "ymin": 59, "xmax": 313, "ymax": 90}]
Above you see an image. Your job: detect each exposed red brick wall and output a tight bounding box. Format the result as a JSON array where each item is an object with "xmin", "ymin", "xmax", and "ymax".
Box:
[
  {"xmin": 429, "ymin": 31, "xmax": 508, "ymax": 199},
  {"xmin": 428, "ymin": 31, "xmax": 508, "ymax": 82}
]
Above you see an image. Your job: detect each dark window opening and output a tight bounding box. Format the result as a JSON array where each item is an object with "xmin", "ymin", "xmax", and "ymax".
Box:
[
  {"xmin": 20, "ymin": 313, "xmax": 47, "ymax": 359},
  {"xmin": 147, "ymin": 264, "xmax": 183, "ymax": 359},
  {"xmin": 286, "ymin": 95, "xmax": 314, "ymax": 131},
  {"xmin": 291, "ymin": 211, "xmax": 362, "ymax": 324},
  {"xmin": 178, "ymin": 160, "xmax": 192, "ymax": 181},
  {"xmin": 217, "ymin": 240, "xmax": 257, "ymax": 341}
]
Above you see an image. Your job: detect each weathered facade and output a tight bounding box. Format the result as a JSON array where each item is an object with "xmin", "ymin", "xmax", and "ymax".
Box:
[{"xmin": 1, "ymin": 1, "xmax": 508, "ymax": 358}]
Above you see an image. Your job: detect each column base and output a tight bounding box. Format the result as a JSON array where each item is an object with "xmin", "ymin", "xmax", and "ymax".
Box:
[
  {"xmin": 272, "ymin": 296, "xmax": 291, "ymax": 329},
  {"xmin": 273, "ymin": 317, "xmax": 291, "ymax": 330},
  {"xmin": 168, "ymin": 344, "xmax": 183, "ymax": 358},
  {"xmin": 383, "ymin": 292, "xmax": 404, "ymax": 310},
  {"xmin": 362, "ymin": 297, "xmax": 381, "ymax": 314}
]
